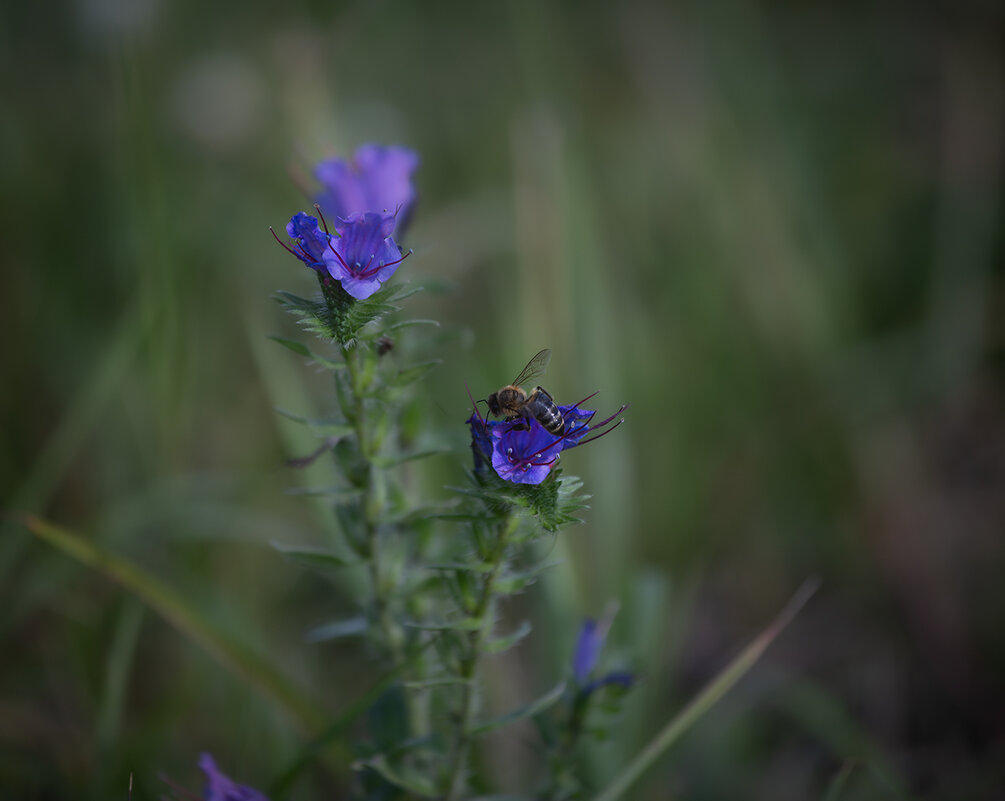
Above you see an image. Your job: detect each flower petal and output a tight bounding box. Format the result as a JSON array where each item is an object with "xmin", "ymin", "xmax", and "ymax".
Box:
[
  {"xmin": 199, "ymin": 753, "xmax": 270, "ymax": 801},
  {"xmin": 285, "ymin": 212, "xmax": 329, "ymax": 267}
]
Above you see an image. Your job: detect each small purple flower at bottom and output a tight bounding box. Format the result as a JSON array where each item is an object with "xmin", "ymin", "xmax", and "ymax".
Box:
[
  {"xmin": 199, "ymin": 753, "xmax": 270, "ymax": 801},
  {"xmin": 572, "ymin": 617, "xmax": 635, "ymax": 697},
  {"xmin": 470, "ymin": 399, "xmax": 625, "ymax": 486},
  {"xmin": 573, "ymin": 618, "xmax": 605, "ymax": 683},
  {"xmin": 315, "ymin": 143, "xmax": 419, "ymax": 236}
]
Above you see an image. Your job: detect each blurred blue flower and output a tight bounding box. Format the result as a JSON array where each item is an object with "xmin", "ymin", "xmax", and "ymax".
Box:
[
  {"xmin": 199, "ymin": 753, "xmax": 269, "ymax": 801},
  {"xmin": 315, "ymin": 143, "xmax": 419, "ymax": 235},
  {"xmin": 469, "ymin": 401, "xmax": 625, "ymax": 485},
  {"xmin": 572, "ymin": 618, "xmax": 604, "ymax": 683},
  {"xmin": 572, "ymin": 617, "xmax": 635, "ymax": 696}
]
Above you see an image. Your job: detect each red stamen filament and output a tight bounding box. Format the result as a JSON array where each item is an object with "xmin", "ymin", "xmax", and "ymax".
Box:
[
  {"xmin": 270, "ymin": 226, "xmax": 305, "ymax": 259},
  {"xmin": 356, "ymin": 248, "xmax": 412, "ymax": 279},
  {"xmin": 574, "ymin": 417, "xmax": 625, "ymax": 446},
  {"xmin": 313, "ymin": 204, "xmax": 332, "ymax": 236},
  {"xmin": 569, "ymin": 391, "xmax": 600, "ymax": 409}
]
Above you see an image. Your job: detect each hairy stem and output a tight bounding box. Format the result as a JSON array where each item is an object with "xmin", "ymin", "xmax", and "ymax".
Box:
[
  {"xmin": 444, "ymin": 511, "xmax": 520, "ymax": 800},
  {"xmin": 343, "ymin": 344, "xmax": 402, "ymax": 667}
]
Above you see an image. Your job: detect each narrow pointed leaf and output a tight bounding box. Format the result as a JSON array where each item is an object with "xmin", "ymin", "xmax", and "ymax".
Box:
[
  {"xmin": 484, "ymin": 620, "xmax": 532, "ymax": 655},
  {"xmin": 274, "ymin": 407, "xmax": 353, "ymax": 436},
  {"xmin": 305, "ymin": 616, "xmax": 368, "ymax": 642},
  {"xmin": 272, "ymin": 542, "xmax": 361, "ymax": 572},
  {"xmin": 387, "ymin": 318, "xmax": 440, "ymax": 332},
  {"xmin": 354, "ymin": 754, "xmax": 438, "ymax": 797},
  {"xmin": 394, "ymin": 359, "xmax": 442, "ymax": 386},
  {"xmin": 470, "ymin": 682, "xmax": 567, "ymax": 737},
  {"xmin": 268, "ymin": 336, "xmax": 310, "ymax": 357}
]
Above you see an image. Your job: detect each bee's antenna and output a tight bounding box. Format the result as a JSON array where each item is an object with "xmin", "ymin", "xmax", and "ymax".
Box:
[{"xmin": 465, "ymin": 383, "xmax": 487, "ymax": 423}]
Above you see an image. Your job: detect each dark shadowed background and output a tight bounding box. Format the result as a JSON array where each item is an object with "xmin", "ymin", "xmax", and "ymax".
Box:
[{"xmin": 2, "ymin": 0, "xmax": 1004, "ymax": 799}]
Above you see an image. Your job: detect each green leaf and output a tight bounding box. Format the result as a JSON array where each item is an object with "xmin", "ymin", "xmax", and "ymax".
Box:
[
  {"xmin": 277, "ymin": 278, "xmax": 409, "ymax": 347},
  {"xmin": 372, "ymin": 447, "xmax": 450, "ymax": 469},
  {"xmin": 284, "ymin": 485, "xmax": 362, "ymax": 500},
  {"xmin": 305, "ymin": 616, "xmax": 368, "ymax": 642},
  {"xmin": 494, "ymin": 561, "xmax": 561, "ymax": 594},
  {"xmin": 484, "ymin": 620, "xmax": 532, "ymax": 655},
  {"xmin": 16, "ymin": 514, "xmax": 323, "ymax": 733},
  {"xmin": 394, "ymin": 359, "xmax": 442, "ymax": 387},
  {"xmin": 268, "ymin": 336, "xmax": 310, "ymax": 357},
  {"xmin": 425, "ymin": 561, "xmax": 496, "ymax": 574},
  {"xmin": 387, "ymin": 318, "xmax": 440, "ymax": 332},
  {"xmin": 268, "ymin": 335, "xmax": 345, "ymax": 371},
  {"xmin": 405, "ymin": 617, "xmax": 484, "ymax": 632},
  {"xmin": 403, "ymin": 677, "xmax": 473, "ymax": 690},
  {"xmin": 272, "ymin": 541, "xmax": 361, "ymax": 572},
  {"xmin": 588, "ymin": 579, "xmax": 821, "ymax": 801},
  {"xmin": 470, "ymin": 681, "xmax": 567, "ymax": 737},
  {"xmin": 274, "ymin": 407, "xmax": 353, "ymax": 436},
  {"xmin": 354, "ymin": 754, "xmax": 438, "ymax": 798}
]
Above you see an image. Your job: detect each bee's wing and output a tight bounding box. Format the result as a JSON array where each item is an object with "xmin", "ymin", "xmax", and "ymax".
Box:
[{"xmin": 512, "ymin": 348, "xmax": 552, "ymax": 387}]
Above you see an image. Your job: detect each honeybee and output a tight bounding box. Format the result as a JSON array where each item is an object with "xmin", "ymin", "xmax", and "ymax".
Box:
[{"xmin": 486, "ymin": 349, "xmax": 565, "ymax": 435}]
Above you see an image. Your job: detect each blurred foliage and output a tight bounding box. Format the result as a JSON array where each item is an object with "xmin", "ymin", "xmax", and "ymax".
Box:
[{"xmin": 2, "ymin": 0, "xmax": 1003, "ymax": 799}]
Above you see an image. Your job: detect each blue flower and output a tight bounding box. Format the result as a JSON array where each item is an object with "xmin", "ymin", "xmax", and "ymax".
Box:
[
  {"xmin": 468, "ymin": 400, "xmax": 626, "ymax": 486},
  {"xmin": 572, "ymin": 618, "xmax": 604, "ymax": 683},
  {"xmin": 322, "ymin": 212, "xmax": 409, "ymax": 300},
  {"xmin": 279, "ymin": 210, "xmax": 411, "ymax": 300},
  {"xmin": 199, "ymin": 753, "xmax": 270, "ymax": 801},
  {"xmin": 283, "ymin": 211, "xmax": 329, "ymax": 268},
  {"xmin": 467, "ymin": 412, "xmax": 494, "ymax": 475},
  {"xmin": 315, "ymin": 143, "xmax": 419, "ymax": 236},
  {"xmin": 572, "ymin": 618, "xmax": 635, "ymax": 696}
]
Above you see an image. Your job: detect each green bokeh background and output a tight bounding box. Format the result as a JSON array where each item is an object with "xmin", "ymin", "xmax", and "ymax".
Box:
[{"xmin": 2, "ymin": 1, "xmax": 1003, "ymax": 799}]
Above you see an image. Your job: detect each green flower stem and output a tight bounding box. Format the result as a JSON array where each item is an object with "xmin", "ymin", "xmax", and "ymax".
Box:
[
  {"xmin": 342, "ymin": 343, "xmax": 403, "ymax": 666},
  {"xmin": 445, "ymin": 511, "xmax": 521, "ymax": 801}
]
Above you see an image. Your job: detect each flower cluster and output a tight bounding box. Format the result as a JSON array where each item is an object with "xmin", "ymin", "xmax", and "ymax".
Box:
[
  {"xmin": 467, "ymin": 396, "xmax": 625, "ymax": 485},
  {"xmin": 274, "ymin": 143, "xmax": 418, "ymax": 300}
]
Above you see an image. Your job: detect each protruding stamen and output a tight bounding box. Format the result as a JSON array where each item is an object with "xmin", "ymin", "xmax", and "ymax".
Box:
[
  {"xmin": 270, "ymin": 226, "xmax": 303, "ymax": 259},
  {"xmin": 569, "ymin": 391, "xmax": 600, "ymax": 409},
  {"xmin": 356, "ymin": 248, "xmax": 412, "ymax": 279},
  {"xmin": 313, "ymin": 203, "xmax": 332, "ymax": 236},
  {"xmin": 574, "ymin": 417, "xmax": 625, "ymax": 447}
]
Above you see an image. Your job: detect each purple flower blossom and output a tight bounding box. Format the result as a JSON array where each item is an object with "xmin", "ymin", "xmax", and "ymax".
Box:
[
  {"xmin": 315, "ymin": 144, "xmax": 419, "ymax": 235},
  {"xmin": 573, "ymin": 618, "xmax": 605, "ymax": 683},
  {"xmin": 284, "ymin": 212, "xmax": 329, "ymax": 268},
  {"xmin": 468, "ymin": 399, "xmax": 626, "ymax": 486},
  {"xmin": 572, "ymin": 617, "xmax": 635, "ymax": 696},
  {"xmin": 467, "ymin": 412, "xmax": 494, "ymax": 475},
  {"xmin": 199, "ymin": 753, "xmax": 270, "ymax": 801},
  {"xmin": 278, "ymin": 210, "xmax": 410, "ymax": 300},
  {"xmin": 323, "ymin": 212, "xmax": 408, "ymax": 300}
]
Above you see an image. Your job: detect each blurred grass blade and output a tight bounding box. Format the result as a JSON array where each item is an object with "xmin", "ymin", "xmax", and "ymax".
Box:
[
  {"xmin": 15, "ymin": 513, "xmax": 323, "ymax": 734},
  {"xmin": 589, "ymin": 578, "xmax": 820, "ymax": 801},
  {"xmin": 96, "ymin": 599, "xmax": 144, "ymax": 752},
  {"xmin": 822, "ymin": 758, "xmax": 858, "ymax": 801}
]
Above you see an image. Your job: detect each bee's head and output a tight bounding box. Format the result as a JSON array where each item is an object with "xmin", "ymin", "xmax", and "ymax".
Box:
[{"xmin": 486, "ymin": 392, "xmax": 501, "ymax": 416}]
